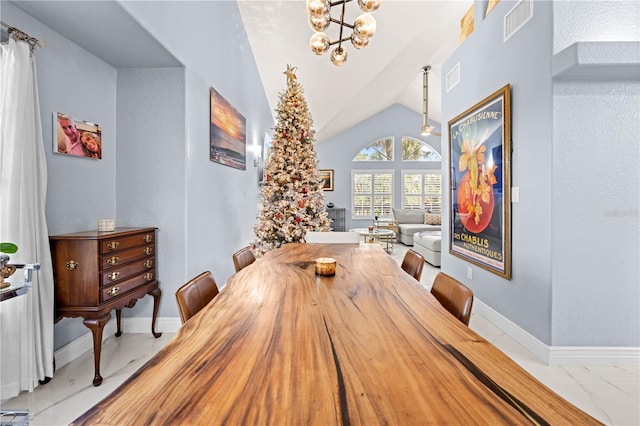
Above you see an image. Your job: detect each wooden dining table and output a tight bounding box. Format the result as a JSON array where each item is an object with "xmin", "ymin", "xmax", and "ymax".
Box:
[{"xmin": 72, "ymin": 243, "xmax": 599, "ymax": 425}]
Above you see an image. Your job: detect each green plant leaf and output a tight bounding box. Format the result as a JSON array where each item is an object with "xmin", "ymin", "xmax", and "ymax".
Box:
[{"xmin": 0, "ymin": 242, "xmax": 18, "ymax": 254}]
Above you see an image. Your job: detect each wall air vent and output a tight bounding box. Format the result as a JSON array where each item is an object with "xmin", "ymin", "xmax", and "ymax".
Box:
[
  {"xmin": 446, "ymin": 63, "xmax": 460, "ymax": 92},
  {"xmin": 504, "ymin": 0, "xmax": 533, "ymax": 42}
]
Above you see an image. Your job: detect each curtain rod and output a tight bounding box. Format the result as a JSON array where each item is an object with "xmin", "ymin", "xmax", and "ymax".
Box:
[{"xmin": 1, "ymin": 20, "xmax": 46, "ymax": 48}]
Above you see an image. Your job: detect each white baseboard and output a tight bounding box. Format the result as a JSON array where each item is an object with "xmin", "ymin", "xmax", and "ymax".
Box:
[
  {"xmin": 54, "ymin": 317, "xmax": 181, "ymax": 369},
  {"xmin": 548, "ymin": 346, "xmax": 640, "ymax": 365},
  {"xmin": 473, "ymin": 299, "xmax": 551, "ymax": 363},
  {"xmin": 474, "ymin": 299, "xmax": 640, "ymax": 365}
]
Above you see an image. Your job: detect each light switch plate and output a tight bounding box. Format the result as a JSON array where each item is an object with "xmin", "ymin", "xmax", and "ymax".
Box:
[{"xmin": 512, "ymin": 187, "xmax": 520, "ymax": 203}]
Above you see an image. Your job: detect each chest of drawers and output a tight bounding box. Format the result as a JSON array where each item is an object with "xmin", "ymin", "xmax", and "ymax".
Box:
[{"xmin": 50, "ymin": 227, "xmax": 162, "ymax": 386}]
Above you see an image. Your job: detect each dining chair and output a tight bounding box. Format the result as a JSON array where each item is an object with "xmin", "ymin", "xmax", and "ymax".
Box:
[
  {"xmin": 175, "ymin": 271, "xmax": 220, "ymax": 324},
  {"xmin": 430, "ymin": 272, "xmax": 474, "ymax": 326},
  {"xmin": 401, "ymin": 249, "xmax": 425, "ymax": 281},
  {"xmin": 305, "ymin": 231, "xmax": 361, "ymax": 243},
  {"xmin": 232, "ymin": 246, "xmax": 256, "ymax": 272}
]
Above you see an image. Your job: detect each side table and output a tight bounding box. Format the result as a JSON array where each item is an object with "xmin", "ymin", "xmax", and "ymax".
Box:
[{"xmin": 376, "ymin": 221, "xmax": 399, "ymax": 242}]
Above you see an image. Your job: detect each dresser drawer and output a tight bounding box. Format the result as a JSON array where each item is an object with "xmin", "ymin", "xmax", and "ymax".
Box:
[
  {"xmin": 100, "ymin": 232, "xmax": 155, "ymax": 254},
  {"xmin": 101, "ymin": 270, "xmax": 156, "ymax": 303},
  {"xmin": 100, "ymin": 245, "xmax": 155, "ymax": 269},
  {"xmin": 100, "ymin": 257, "xmax": 155, "ymax": 286}
]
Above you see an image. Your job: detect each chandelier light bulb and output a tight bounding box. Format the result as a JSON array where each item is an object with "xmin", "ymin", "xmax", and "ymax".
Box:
[
  {"xmin": 330, "ymin": 46, "xmax": 348, "ymax": 66},
  {"xmin": 310, "ymin": 32, "xmax": 330, "ymax": 55},
  {"xmin": 357, "ymin": 0, "xmax": 382, "ymax": 13},
  {"xmin": 309, "ymin": 14, "xmax": 330, "ymax": 32},
  {"xmin": 350, "ymin": 33, "xmax": 370, "ymax": 49},
  {"xmin": 306, "ymin": 0, "xmax": 330, "ymax": 18},
  {"xmin": 354, "ymin": 14, "xmax": 376, "ymax": 39}
]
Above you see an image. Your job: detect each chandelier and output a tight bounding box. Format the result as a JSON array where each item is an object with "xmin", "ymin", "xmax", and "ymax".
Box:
[{"xmin": 306, "ymin": 0, "xmax": 382, "ymax": 66}]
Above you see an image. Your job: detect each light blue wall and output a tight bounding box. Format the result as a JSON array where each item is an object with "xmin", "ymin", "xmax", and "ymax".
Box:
[
  {"xmin": 550, "ymin": 0, "xmax": 640, "ymax": 345},
  {"xmin": 4, "ymin": 1, "xmax": 273, "ymax": 348},
  {"xmin": 442, "ymin": 0, "xmax": 555, "ymax": 344},
  {"xmin": 553, "ymin": 0, "xmax": 640, "ymax": 53},
  {"xmin": 552, "ymin": 79, "xmax": 639, "ymax": 346},
  {"xmin": 316, "ymin": 103, "xmax": 442, "ymax": 231},
  {"xmin": 116, "ymin": 68, "xmax": 187, "ymax": 320}
]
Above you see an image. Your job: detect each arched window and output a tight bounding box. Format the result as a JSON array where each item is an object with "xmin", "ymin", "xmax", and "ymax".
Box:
[
  {"xmin": 401, "ymin": 137, "xmax": 441, "ymax": 161},
  {"xmin": 353, "ymin": 137, "xmax": 393, "ymax": 161},
  {"xmin": 350, "ymin": 136, "xmax": 442, "ymax": 219}
]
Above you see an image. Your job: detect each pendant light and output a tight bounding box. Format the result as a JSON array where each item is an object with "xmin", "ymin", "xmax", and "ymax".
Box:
[{"xmin": 420, "ymin": 65, "xmax": 441, "ymax": 137}]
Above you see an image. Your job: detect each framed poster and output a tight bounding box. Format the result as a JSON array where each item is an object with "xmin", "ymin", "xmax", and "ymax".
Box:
[
  {"xmin": 448, "ymin": 84, "xmax": 511, "ymax": 279},
  {"xmin": 54, "ymin": 112, "xmax": 102, "ymax": 159},
  {"xmin": 210, "ymin": 87, "xmax": 246, "ymax": 170},
  {"xmin": 319, "ymin": 169, "xmax": 334, "ymax": 191}
]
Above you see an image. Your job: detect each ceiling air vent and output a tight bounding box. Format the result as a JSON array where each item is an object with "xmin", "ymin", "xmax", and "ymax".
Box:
[
  {"xmin": 504, "ymin": 0, "xmax": 533, "ymax": 42},
  {"xmin": 446, "ymin": 63, "xmax": 460, "ymax": 92}
]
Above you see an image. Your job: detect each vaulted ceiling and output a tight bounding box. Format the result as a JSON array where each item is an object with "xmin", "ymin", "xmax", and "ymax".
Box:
[{"xmin": 237, "ymin": 0, "xmax": 472, "ymax": 142}]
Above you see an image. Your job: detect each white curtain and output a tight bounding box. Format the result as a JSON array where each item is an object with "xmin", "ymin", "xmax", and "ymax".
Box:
[{"xmin": 0, "ymin": 37, "xmax": 54, "ymax": 397}]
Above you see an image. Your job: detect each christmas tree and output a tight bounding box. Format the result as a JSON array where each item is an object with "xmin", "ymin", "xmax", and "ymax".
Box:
[{"xmin": 253, "ymin": 65, "xmax": 330, "ymax": 256}]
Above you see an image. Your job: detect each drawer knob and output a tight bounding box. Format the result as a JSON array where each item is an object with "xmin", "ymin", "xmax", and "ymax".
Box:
[
  {"xmin": 65, "ymin": 260, "xmax": 79, "ymax": 271},
  {"xmin": 108, "ymin": 271, "xmax": 120, "ymax": 281},
  {"xmin": 144, "ymin": 260, "xmax": 153, "ymax": 269},
  {"xmin": 107, "ymin": 287, "xmax": 119, "ymax": 296},
  {"xmin": 143, "ymin": 234, "xmax": 153, "ymax": 243},
  {"xmin": 144, "ymin": 247, "xmax": 153, "ymax": 256},
  {"xmin": 107, "ymin": 256, "xmax": 119, "ymax": 265},
  {"xmin": 107, "ymin": 241, "xmax": 120, "ymax": 251},
  {"xmin": 144, "ymin": 272, "xmax": 154, "ymax": 281}
]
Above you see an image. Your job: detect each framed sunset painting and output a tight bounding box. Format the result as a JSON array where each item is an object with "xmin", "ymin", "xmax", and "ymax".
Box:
[{"xmin": 210, "ymin": 87, "xmax": 246, "ymax": 170}]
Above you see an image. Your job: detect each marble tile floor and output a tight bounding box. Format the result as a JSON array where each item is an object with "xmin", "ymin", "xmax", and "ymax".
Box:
[{"xmin": 2, "ymin": 243, "xmax": 638, "ymax": 425}]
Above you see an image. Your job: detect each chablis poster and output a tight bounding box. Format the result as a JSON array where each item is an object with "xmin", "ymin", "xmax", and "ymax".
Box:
[{"xmin": 448, "ymin": 85, "xmax": 511, "ymax": 279}]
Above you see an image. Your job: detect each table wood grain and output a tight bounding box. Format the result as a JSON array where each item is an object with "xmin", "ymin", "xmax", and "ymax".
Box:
[{"xmin": 72, "ymin": 243, "xmax": 599, "ymax": 425}]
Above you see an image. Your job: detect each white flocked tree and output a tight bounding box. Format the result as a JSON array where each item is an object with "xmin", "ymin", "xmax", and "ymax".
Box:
[{"xmin": 253, "ymin": 65, "xmax": 330, "ymax": 256}]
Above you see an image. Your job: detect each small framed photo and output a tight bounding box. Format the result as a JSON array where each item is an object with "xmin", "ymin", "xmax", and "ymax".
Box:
[
  {"xmin": 319, "ymin": 169, "xmax": 334, "ymax": 191},
  {"xmin": 54, "ymin": 112, "xmax": 102, "ymax": 159}
]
